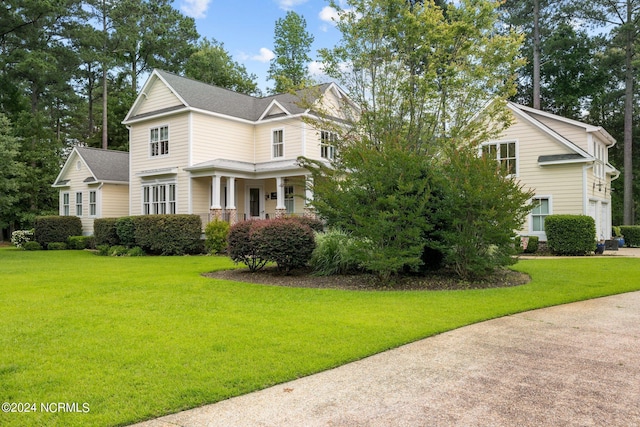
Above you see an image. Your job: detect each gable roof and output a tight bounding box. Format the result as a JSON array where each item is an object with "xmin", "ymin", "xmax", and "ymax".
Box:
[
  {"xmin": 123, "ymin": 69, "xmax": 338, "ymax": 124},
  {"xmin": 53, "ymin": 147, "xmax": 129, "ymax": 187}
]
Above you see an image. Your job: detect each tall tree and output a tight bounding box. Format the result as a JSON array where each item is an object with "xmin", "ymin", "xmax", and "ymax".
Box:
[
  {"xmin": 567, "ymin": 0, "xmax": 640, "ymax": 224},
  {"xmin": 185, "ymin": 38, "xmax": 261, "ymax": 95},
  {"xmin": 0, "ymin": 114, "xmax": 25, "ymax": 239},
  {"xmin": 267, "ymin": 11, "xmax": 314, "ymax": 94}
]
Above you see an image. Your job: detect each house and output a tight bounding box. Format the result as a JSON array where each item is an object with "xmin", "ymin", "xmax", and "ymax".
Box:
[
  {"xmin": 482, "ymin": 102, "xmax": 620, "ymax": 241},
  {"xmin": 52, "ymin": 146, "xmax": 129, "ymax": 235},
  {"xmin": 121, "ymin": 69, "xmax": 353, "ymax": 225}
]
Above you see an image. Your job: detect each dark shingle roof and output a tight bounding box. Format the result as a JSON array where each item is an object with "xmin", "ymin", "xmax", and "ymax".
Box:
[
  {"xmin": 76, "ymin": 147, "xmax": 129, "ymax": 182},
  {"xmin": 152, "ymin": 70, "xmax": 332, "ymax": 121}
]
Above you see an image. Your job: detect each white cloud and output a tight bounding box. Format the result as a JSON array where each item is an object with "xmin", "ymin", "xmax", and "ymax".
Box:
[
  {"xmin": 308, "ymin": 61, "xmax": 326, "ymax": 78},
  {"xmin": 180, "ymin": 0, "xmax": 211, "ymax": 19},
  {"xmin": 276, "ymin": 0, "xmax": 308, "ymax": 10},
  {"xmin": 319, "ymin": 6, "xmax": 340, "ymax": 24},
  {"xmin": 252, "ymin": 48, "xmax": 276, "ymax": 63}
]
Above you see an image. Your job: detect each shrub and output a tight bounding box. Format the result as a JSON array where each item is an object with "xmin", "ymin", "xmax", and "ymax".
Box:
[
  {"xmin": 134, "ymin": 214, "xmax": 203, "ymax": 255},
  {"xmin": 127, "ymin": 247, "xmax": 145, "ymax": 257},
  {"xmin": 251, "ymin": 218, "xmax": 315, "ymax": 273},
  {"xmin": 11, "ymin": 229, "xmax": 34, "ymax": 249},
  {"xmin": 115, "ymin": 216, "xmax": 137, "ymax": 248},
  {"xmin": 109, "ymin": 245, "xmax": 129, "ymax": 256},
  {"xmin": 96, "ymin": 245, "xmax": 110, "ymax": 256},
  {"xmin": 227, "ymin": 220, "xmax": 268, "ymax": 272},
  {"xmin": 22, "ymin": 241, "xmax": 42, "ymax": 251},
  {"xmin": 48, "ymin": 242, "xmax": 68, "ymax": 250},
  {"xmin": 620, "ymin": 226, "xmax": 640, "ymax": 247},
  {"xmin": 67, "ymin": 235, "xmax": 95, "ymax": 250},
  {"xmin": 94, "ymin": 218, "xmax": 120, "ymax": 247},
  {"xmin": 310, "ymin": 228, "xmax": 363, "ymax": 275},
  {"xmin": 34, "ymin": 216, "xmax": 82, "ymax": 248},
  {"xmin": 205, "ymin": 219, "xmax": 230, "ymax": 254},
  {"xmin": 284, "ymin": 215, "xmax": 325, "ymax": 233},
  {"xmin": 516, "ymin": 235, "xmax": 539, "ymax": 254},
  {"xmin": 545, "ymin": 215, "xmax": 596, "ymax": 255}
]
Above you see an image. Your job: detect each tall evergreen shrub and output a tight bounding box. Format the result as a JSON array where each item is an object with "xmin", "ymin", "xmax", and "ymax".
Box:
[{"xmin": 545, "ymin": 215, "xmax": 596, "ymax": 255}]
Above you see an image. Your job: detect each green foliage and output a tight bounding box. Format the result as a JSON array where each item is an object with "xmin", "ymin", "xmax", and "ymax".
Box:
[
  {"xmin": 430, "ymin": 148, "xmax": 534, "ymax": 278},
  {"xmin": 185, "ymin": 38, "xmax": 260, "ymax": 95},
  {"xmin": 267, "ymin": 11, "xmax": 314, "ymax": 94},
  {"xmin": 545, "ymin": 215, "xmax": 596, "ymax": 255},
  {"xmin": 127, "ymin": 247, "xmax": 145, "ymax": 257},
  {"xmin": 67, "ymin": 235, "xmax": 95, "ymax": 250},
  {"xmin": 47, "ymin": 242, "xmax": 67, "ymax": 250},
  {"xmin": 22, "ymin": 241, "xmax": 42, "ymax": 251},
  {"xmin": 94, "ymin": 218, "xmax": 120, "ymax": 247},
  {"xmin": 96, "ymin": 245, "xmax": 111, "ymax": 256},
  {"xmin": 251, "ymin": 218, "xmax": 316, "ymax": 273},
  {"xmin": 204, "ymin": 219, "xmax": 230, "ymax": 254},
  {"xmin": 109, "ymin": 245, "xmax": 129, "ymax": 256},
  {"xmin": 620, "ymin": 226, "xmax": 640, "ymax": 247},
  {"xmin": 227, "ymin": 220, "xmax": 268, "ymax": 272},
  {"xmin": 0, "ymin": 114, "xmax": 25, "ymax": 231},
  {"xmin": 133, "ymin": 214, "xmax": 203, "ymax": 255},
  {"xmin": 517, "ymin": 236, "xmax": 540, "ymax": 254},
  {"xmin": 115, "ymin": 216, "xmax": 137, "ymax": 248},
  {"xmin": 612, "ymin": 225, "xmax": 622, "ymax": 237},
  {"xmin": 10, "ymin": 229, "xmax": 34, "ymax": 249},
  {"xmin": 34, "ymin": 216, "xmax": 82, "ymax": 248},
  {"xmin": 310, "ymin": 229, "xmax": 364, "ymax": 275},
  {"xmin": 284, "ymin": 215, "xmax": 325, "ymax": 233}
]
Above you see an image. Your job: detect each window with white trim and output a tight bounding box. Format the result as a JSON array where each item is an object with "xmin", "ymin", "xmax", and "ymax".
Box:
[
  {"xmin": 284, "ymin": 185, "xmax": 294, "ymax": 214},
  {"xmin": 76, "ymin": 192, "xmax": 83, "ymax": 216},
  {"xmin": 62, "ymin": 192, "xmax": 70, "ymax": 216},
  {"xmin": 320, "ymin": 131, "xmax": 337, "ymax": 160},
  {"xmin": 594, "ymin": 141, "xmax": 606, "ymax": 179},
  {"xmin": 143, "ymin": 183, "xmax": 176, "ymax": 215},
  {"xmin": 89, "ymin": 191, "xmax": 97, "ymax": 216},
  {"xmin": 531, "ymin": 197, "xmax": 550, "ymax": 232},
  {"xmin": 482, "ymin": 141, "xmax": 517, "ymax": 175},
  {"xmin": 272, "ymin": 129, "xmax": 284, "ymax": 158},
  {"xmin": 150, "ymin": 125, "xmax": 169, "ymax": 157}
]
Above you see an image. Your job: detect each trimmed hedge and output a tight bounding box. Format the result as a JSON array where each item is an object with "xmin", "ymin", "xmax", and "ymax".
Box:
[
  {"xmin": 115, "ymin": 216, "xmax": 137, "ymax": 248},
  {"xmin": 23, "ymin": 241, "xmax": 42, "ymax": 251},
  {"xmin": 94, "ymin": 218, "xmax": 119, "ymax": 247},
  {"xmin": 251, "ymin": 218, "xmax": 315, "ymax": 272},
  {"xmin": 134, "ymin": 214, "xmax": 203, "ymax": 255},
  {"xmin": 227, "ymin": 220, "xmax": 267, "ymax": 271},
  {"xmin": 284, "ymin": 215, "xmax": 324, "ymax": 233},
  {"xmin": 34, "ymin": 216, "xmax": 82, "ymax": 248},
  {"xmin": 620, "ymin": 226, "xmax": 640, "ymax": 247},
  {"xmin": 545, "ymin": 215, "xmax": 596, "ymax": 256},
  {"xmin": 67, "ymin": 235, "xmax": 95, "ymax": 250}
]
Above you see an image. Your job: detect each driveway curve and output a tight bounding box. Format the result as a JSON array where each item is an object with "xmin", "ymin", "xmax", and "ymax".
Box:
[{"xmin": 133, "ymin": 291, "xmax": 640, "ymax": 427}]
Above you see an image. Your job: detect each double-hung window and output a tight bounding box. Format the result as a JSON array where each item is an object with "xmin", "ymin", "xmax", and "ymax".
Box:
[
  {"xmin": 320, "ymin": 131, "xmax": 336, "ymax": 160},
  {"xmin": 89, "ymin": 191, "xmax": 97, "ymax": 216},
  {"xmin": 272, "ymin": 129, "xmax": 284, "ymax": 158},
  {"xmin": 143, "ymin": 183, "xmax": 176, "ymax": 215},
  {"xmin": 482, "ymin": 141, "xmax": 517, "ymax": 175},
  {"xmin": 76, "ymin": 192, "xmax": 83, "ymax": 217},
  {"xmin": 531, "ymin": 197, "xmax": 550, "ymax": 233},
  {"xmin": 284, "ymin": 185, "xmax": 294, "ymax": 214},
  {"xmin": 62, "ymin": 193, "xmax": 70, "ymax": 216},
  {"xmin": 150, "ymin": 125, "xmax": 169, "ymax": 157}
]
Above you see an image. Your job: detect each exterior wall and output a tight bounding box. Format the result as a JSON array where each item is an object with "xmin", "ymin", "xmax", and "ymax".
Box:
[
  {"xmin": 100, "ymin": 184, "xmax": 129, "ymax": 218},
  {"xmin": 136, "ymin": 78, "xmax": 183, "ymax": 116},
  {"xmin": 254, "ymin": 118, "xmax": 305, "ymax": 163},
  {"xmin": 527, "ymin": 113, "xmax": 589, "ymax": 152},
  {"xmin": 129, "ymin": 112, "xmax": 190, "ymax": 215},
  {"xmin": 191, "ymin": 177, "xmax": 211, "ymax": 225},
  {"xmin": 190, "ymin": 112, "xmax": 255, "ymax": 164}
]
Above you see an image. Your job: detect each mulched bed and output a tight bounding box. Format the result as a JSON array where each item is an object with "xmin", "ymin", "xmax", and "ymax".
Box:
[{"xmin": 203, "ymin": 266, "xmax": 530, "ymax": 291}]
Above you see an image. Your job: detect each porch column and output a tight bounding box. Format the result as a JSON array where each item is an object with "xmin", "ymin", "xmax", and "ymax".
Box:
[
  {"xmin": 226, "ymin": 176, "xmax": 237, "ymax": 224},
  {"xmin": 303, "ymin": 176, "xmax": 317, "ymax": 219},
  {"xmin": 209, "ymin": 175, "xmax": 223, "ymax": 221},
  {"xmin": 275, "ymin": 176, "xmax": 287, "ymax": 218}
]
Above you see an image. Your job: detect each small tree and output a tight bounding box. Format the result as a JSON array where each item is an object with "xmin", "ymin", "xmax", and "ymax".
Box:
[{"xmin": 227, "ymin": 220, "xmax": 268, "ymax": 272}]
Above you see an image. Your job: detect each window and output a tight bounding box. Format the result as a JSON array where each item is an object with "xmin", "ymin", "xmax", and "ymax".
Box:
[
  {"xmin": 531, "ymin": 197, "xmax": 550, "ymax": 232},
  {"xmin": 150, "ymin": 125, "xmax": 169, "ymax": 157},
  {"xmin": 482, "ymin": 141, "xmax": 517, "ymax": 175},
  {"xmin": 62, "ymin": 193, "xmax": 70, "ymax": 216},
  {"xmin": 272, "ymin": 129, "xmax": 284, "ymax": 158},
  {"xmin": 76, "ymin": 192, "xmax": 83, "ymax": 216},
  {"xmin": 321, "ymin": 131, "xmax": 337, "ymax": 160},
  {"xmin": 284, "ymin": 185, "xmax": 294, "ymax": 214},
  {"xmin": 89, "ymin": 191, "xmax": 97, "ymax": 216},
  {"xmin": 143, "ymin": 183, "xmax": 176, "ymax": 215},
  {"xmin": 594, "ymin": 141, "xmax": 606, "ymax": 179}
]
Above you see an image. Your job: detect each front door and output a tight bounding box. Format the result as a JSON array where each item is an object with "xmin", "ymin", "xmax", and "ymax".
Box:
[{"xmin": 249, "ymin": 188, "xmax": 260, "ymax": 218}]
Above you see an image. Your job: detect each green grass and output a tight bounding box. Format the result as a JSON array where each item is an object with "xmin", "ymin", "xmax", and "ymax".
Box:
[{"xmin": 1, "ymin": 247, "xmax": 638, "ymax": 426}]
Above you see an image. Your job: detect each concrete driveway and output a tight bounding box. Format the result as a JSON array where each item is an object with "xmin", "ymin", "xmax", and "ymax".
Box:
[{"xmin": 132, "ymin": 290, "xmax": 640, "ymax": 427}]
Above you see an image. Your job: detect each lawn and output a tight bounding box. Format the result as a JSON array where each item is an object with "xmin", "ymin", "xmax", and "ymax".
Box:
[{"xmin": 1, "ymin": 247, "xmax": 639, "ymax": 427}]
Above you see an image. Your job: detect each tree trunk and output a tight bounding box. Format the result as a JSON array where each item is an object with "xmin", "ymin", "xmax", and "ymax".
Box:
[{"xmin": 532, "ymin": 0, "xmax": 541, "ymax": 109}]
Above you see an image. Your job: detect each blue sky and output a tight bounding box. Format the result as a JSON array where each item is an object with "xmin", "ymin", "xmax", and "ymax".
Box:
[{"xmin": 171, "ymin": 0, "xmax": 345, "ymax": 93}]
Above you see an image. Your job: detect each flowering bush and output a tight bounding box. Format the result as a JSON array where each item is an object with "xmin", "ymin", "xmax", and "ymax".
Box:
[{"xmin": 11, "ymin": 229, "xmax": 34, "ymax": 249}]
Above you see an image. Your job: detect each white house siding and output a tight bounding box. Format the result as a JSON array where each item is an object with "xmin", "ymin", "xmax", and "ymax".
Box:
[
  {"xmin": 129, "ymin": 113, "xmax": 190, "ymax": 215},
  {"xmin": 101, "ymin": 184, "xmax": 129, "ymax": 218},
  {"xmin": 191, "ymin": 177, "xmax": 211, "ymax": 224},
  {"xmin": 526, "ymin": 113, "xmax": 590, "ymax": 152},
  {"xmin": 136, "ymin": 78, "xmax": 183, "ymax": 116},
  {"xmin": 190, "ymin": 112, "xmax": 254, "ymax": 165},
  {"xmin": 254, "ymin": 118, "xmax": 305, "ymax": 163}
]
